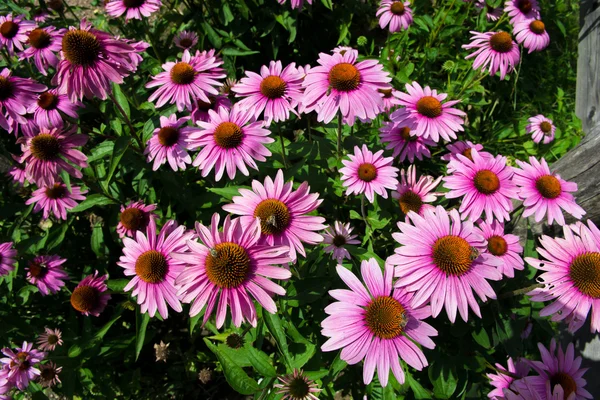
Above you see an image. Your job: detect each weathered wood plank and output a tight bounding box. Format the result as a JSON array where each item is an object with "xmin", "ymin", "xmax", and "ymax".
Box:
[{"xmin": 575, "ymin": 0, "xmax": 600, "ymax": 132}]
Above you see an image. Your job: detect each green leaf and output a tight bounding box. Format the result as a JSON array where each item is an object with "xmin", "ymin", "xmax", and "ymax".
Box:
[
  {"xmin": 87, "ymin": 140, "xmax": 115, "ymax": 163},
  {"xmin": 428, "ymin": 362, "xmax": 458, "ymax": 399},
  {"xmin": 107, "ymin": 279, "xmax": 129, "ymax": 292},
  {"xmin": 320, "ymin": 0, "xmax": 333, "ymax": 9},
  {"xmin": 111, "ymin": 83, "xmax": 130, "ymax": 119},
  {"xmin": 104, "ymin": 136, "xmax": 130, "ymax": 188},
  {"xmin": 92, "ymin": 309, "xmax": 123, "ymax": 342},
  {"xmin": 472, "ymin": 327, "xmax": 491, "ymax": 349},
  {"xmin": 207, "ymin": 186, "xmax": 249, "ymax": 200},
  {"xmin": 135, "ymin": 312, "xmax": 150, "ymax": 361},
  {"xmin": 245, "ymin": 345, "xmax": 277, "ymax": 377},
  {"xmin": 201, "ymin": 22, "xmax": 222, "ymax": 48},
  {"xmin": 189, "ymin": 313, "xmax": 202, "ymax": 336},
  {"xmin": 406, "ymin": 371, "xmax": 432, "ymax": 399},
  {"xmin": 221, "ymin": 48, "xmax": 259, "ymax": 56},
  {"xmin": 45, "ymin": 223, "xmax": 70, "ymax": 251},
  {"xmin": 91, "ymin": 224, "xmax": 104, "ymax": 258},
  {"xmin": 69, "ymin": 194, "xmax": 117, "ymax": 213},
  {"xmin": 68, "ymin": 344, "xmax": 82, "ymax": 358},
  {"xmin": 263, "ymin": 312, "xmax": 293, "ymax": 370},
  {"xmin": 203, "ymin": 338, "xmax": 260, "ymax": 395}
]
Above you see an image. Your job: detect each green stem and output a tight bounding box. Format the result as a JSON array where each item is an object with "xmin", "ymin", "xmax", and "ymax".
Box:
[
  {"xmin": 62, "ymin": 0, "xmax": 80, "ymax": 22},
  {"xmin": 512, "ymin": 45, "xmax": 524, "ymax": 111},
  {"xmin": 143, "ymin": 19, "xmax": 163, "ymax": 64},
  {"xmin": 361, "ymin": 195, "xmax": 370, "ymax": 228},
  {"xmin": 456, "ymin": 72, "xmax": 486, "ymax": 98},
  {"xmin": 497, "ymin": 283, "xmax": 543, "ymax": 300},
  {"xmin": 337, "ymin": 113, "xmax": 342, "ymax": 159},
  {"xmin": 278, "ymin": 125, "xmax": 288, "ymax": 168},
  {"xmin": 108, "ymin": 92, "xmax": 144, "ymax": 152}
]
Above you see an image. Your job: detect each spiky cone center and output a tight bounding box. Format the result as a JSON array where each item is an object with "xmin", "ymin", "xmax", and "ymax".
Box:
[
  {"xmin": 332, "ymin": 234, "xmax": 346, "ymax": 247},
  {"xmin": 135, "ymin": 250, "xmax": 168, "ymax": 284},
  {"xmin": 416, "ymin": 96, "xmax": 442, "ymax": 118},
  {"xmin": 225, "ymin": 333, "xmax": 245, "ymax": 349},
  {"xmin": 357, "ymin": 163, "xmax": 378, "ymax": 182},
  {"xmin": 461, "ymin": 148, "xmax": 474, "ymax": 161},
  {"xmin": 31, "ymin": 134, "xmax": 61, "ymax": 161},
  {"xmin": 47, "ymin": 334, "xmax": 59, "ymax": 345},
  {"xmin": 473, "ymin": 169, "xmax": 501, "ymax": 195},
  {"xmin": 38, "ymin": 91, "xmax": 59, "ymax": 110},
  {"xmin": 14, "ymin": 352, "xmax": 30, "ymax": 370},
  {"xmin": 550, "ymin": 372, "xmax": 577, "ymax": 399},
  {"xmin": 517, "ymin": 0, "xmax": 533, "ymax": 13},
  {"xmin": 62, "ymin": 29, "xmax": 101, "ymax": 66},
  {"xmin": 123, "ymin": 0, "xmax": 146, "ymax": 7},
  {"xmin": 196, "ymin": 97, "xmax": 214, "ymax": 111},
  {"xmin": 170, "ymin": 62, "xmax": 196, "ymax": 85},
  {"xmin": 40, "ymin": 366, "xmax": 56, "ymax": 381},
  {"xmin": 365, "ymin": 296, "xmax": 407, "ymax": 339},
  {"xmin": 28, "ymin": 261, "xmax": 48, "ymax": 278},
  {"xmin": 205, "ymin": 242, "xmax": 251, "ymax": 288},
  {"xmin": 569, "ymin": 252, "xmax": 600, "ymax": 299},
  {"xmin": 540, "ymin": 121, "xmax": 552, "ymax": 133},
  {"xmin": 28, "ymin": 28, "xmax": 52, "ymax": 49},
  {"xmin": 120, "ymin": 208, "xmax": 149, "ymax": 232},
  {"xmin": 490, "ymin": 32, "xmax": 513, "ymax": 53},
  {"xmin": 260, "ymin": 75, "xmax": 287, "ymax": 99},
  {"xmin": 0, "ymin": 76, "xmax": 14, "ymax": 101},
  {"xmin": 390, "ymin": 1, "xmax": 406, "ymax": 15},
  {"xmin": 214, "ymin": 122, "xmax": 244, "ymax": 149},
  {"xmin": 433, "ymin": 235, "xmax": 473, "ymax": 276},
  {"xmin": 179, "ymin": 37, "xmax": 193, "ymax": 48},
  {"xmin": 157, "ymin": 126, "xmax": 180, "ymax": 147},
  {"xmin": 71, "ymin": 285, "xmax": 99, "ymax": 313},
  {"xmin": 328, "ymin": 63, "xmax": 361, "ymax": 92},
  {"xmin": 399, "ymin": 126, "xmax": 418, "ymax": 142},
  {"xmin": 487, "ymin": 235, "xmax": 508, "ymax": 256},
  {"xmin": 45, "ymin": 183, "xmax": 68, "ymax": 199},
  {"xmin": 535, "ymin": 175, "xmax": 562, "ymax": 199},
  {"xmin": 0, "ymin": 21, "xmax": 19, "ymax": 39},
  {"xmin": 399, "ymin": 190, "xmax": 423, "ymax": 216},
  {"xmin": 528, "ymin": 20, "xmax": 546, "ymax": 34},
  {"xmin": 287, "ymin": 375, "xmax": 311, "ymax": 399},
  {"xmin": 378, "ymin": 88, "xmax": 393, "ymax": 98},
  {"xmin": 254, "ymin": 199, "xmax": 291, "ymax": 235}
]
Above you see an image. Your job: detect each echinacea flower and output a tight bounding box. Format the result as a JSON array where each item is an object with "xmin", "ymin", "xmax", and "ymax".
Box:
[
  {"xmin": 393, "ymin": 165, "xmax": 442, "ymax": 218},
  {"xmin": 8, "ymin": 155, "xmax": 27, "ymax": 186},
  {"xmin": 526, "ymin": 220, "xmax": 600, "ymax": 333},
  {"xmin": 105, "ymin": 0, "xmax": 162, "ymax": 20},
  {"xmin": 0, "ymin": 14, "xmax": 35, "ymax": 56},
  {"xmin": 174, "ymin": 30, "xmax": 198, "ymax": 50},
  {"xmin": 38, "ymin": 362, "xmax": 61, "ymax": 388},
  {"xmin": 378, "ymin": 87, "xmax": 402, "ymax": 112},
  {"xmin": 190, "ymin": 94, "xmax": 231, "ymax": 123},
  {"xmin": 19, "ymin": 26, "xmax": 65, "ymax": 76},
  {"xmin": 323, "ymin": 221, "xmax": 360, "ymax": 263},
  {"xmin": 118, "ymin": 219, "xmax": 193, "ymax": 319},
  {"xmin": 26, "ymin": 182, "xmax": 87, "ymax": 220},
  {"xmin": 274, "ymin": 369, "xmax": 321, "ymax": 400},
  {"xmin": 476, "ymin": 2, "xmax": 503, "ymax": 21},
  {"xmin": 232, "ymin": 60, "xmax": 304, "ymax": 125},
  {"xmin": 478, "ymin": 220, "xmax": 524, "ymax": 278},
  {"xmin": 340, "ymin": 144, "xmax": 399, "ymax": 203},
  {"xmin": 0, "ymin": 342, "xmax": 45, "ymax": 390},
  {"xmin": 117, "ymin": 201, "xmax": 158, "ymax": 238},
  {"xmin": 18, "ymin": 125, "xmax": 88, "ymax": 186},
  {"xmin": 463, "ymin": 31, "xmax": 521, "ymax": 80},
  {"xmin": 52, "ymin": 20, "xmax": 144, "ymax": 102},
  {"xmin": 28, "ymin": 89, "xmax": 83, "ymax": 129},
  {"xmin": 25, "ymin": 255, "xmax": 69, "ymax": 295},
  {"xmin": 321, "ymin": 259, "xmax": 438, "ymax": 386},
  {"xmin": 277, "ymin": 0, "xmax": 312, "ymax": 9},
  {"xmin": 527, "ymin": 114, "xmax": 555, "ymax": 144},
  {"xmin": 145, "ymin": 114, "xmax": 194, "ymax": 171},
  {"xmin": 187, "ymin": 106, "xmax": 273, "ymax": 180},
  {"xmin": 174, "ymin": 213, "xmax": 292, "ymax": 327},
  {"xmin": 31, "ymin": 9, "xmax": 49, "ymax": 23},
  {"xmin": 0, "ymin": 242, "xmax": 17, "ymax": 278},
  {"xmin": 513, "ymin": 157, "xmax": 585, "ymax": 225},
  {"xmin": 388, "ymin": 206, "xmax": 503, "ymax": 322},
  {"xmin": 37, "ymin": 328, "xmax": 63, "ymax": 352},
  {"xmin": 396, "ymin": 81, "xmax": 465, "ymax": 142},
  {"xmin": 376, "ymin": 1, "xmax": 413, "ymax": 32},
  {"xmin": 223, "ymin": 170, "xmax": 326, "ymax": 261},
  {"xmin": 504, "ymin": 0, "xmax": 540, "ymax": 24},
  {"xmin": 514, "ymin": 19, "xmax": 550, "ymax": 53},
  {"xmin": 441, "ymin": 140, "xmax": 489, "ymax": 171},
  {"xmin": 302, "ymin": 48, "xmax": 391, "ymax": 126},
  {"xmin": 70, "ymin": 271, "xmax": 111, "ymax": 316},
  {"xmin": 380, "ymin": 108, "xmax": 437, "ymax": 162},
  {"xmin": 443, "ymin": 150, "xmax": 519, "ymax": 223},
  {"xmin": 146, "ymin": 49, "xmax": 225, "ymax": 111},
  {"xmin": 0, "ymin": 68, "xmax": 46, "ymax": 133},
  {"xmin": 487, "ymin": 357, "xmax": 530, "ymax": 400}
]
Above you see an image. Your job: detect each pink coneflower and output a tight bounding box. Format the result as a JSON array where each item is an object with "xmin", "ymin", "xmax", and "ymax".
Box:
[
  {"xmin": 118, "ymin": 219, "xmax": 192, "ymax": 319},
  {"xmin": 37, "ymin": 328, "xmax": 63, "ymax": 352},
  {"xmin": 38, "ymin": 362, "xmax": 61, "ymax": 388},
  {"xmin": 332, "ymin": 46, "xmax": 356, "ymax": 56},
  {"xmin": 190, "ymin": 94, "xmax": 231, "ymax": 123},
  {"xmin": 274, "ymin": 369, "xmax": 321, "ymax": 400},
  {"xmin": 117, "ymin": 201, "xmax": 158, "ymax": 238},
  {"xmin": 8, "ymin": 155, "xmax": 27, "ymax": 186},
  {"xmin": 0, "ymin": 68, "xmax": 46, "ymax": 133},
  {"xmin": 28, "ymin": 89, "xmax": 83, "ymax": 129},
  {"xmin": 0, "ymin": 342, "xmax": 45, "ymax": 390},
  {"xmin": 26, "ymin": 182, "xmax": 87, "ymax": 220},
  {"xmin": 393, "ymin": 165, "xmax": 442, "ymax": 219},
  {"xmin": 174, "ymin": 30, "xmax": 198, "ymax": 50},
  {"xmin": 145, "ymin": 114, "xmax": 194, "ymax": 171},
  {"xmin": 478, "ymin": 220, "xmax": 524, "ymax": 278},
  {"xmin": 52, "ymin": 20, "xmax": 144, "ymax": 102},
  {"xmin": 376, "ymin": 1, "xmax": 413, "ymax": 32},
  {"xmin": 463, "ymin": 31, "xmax": 521, "ymax": 80},
  {"xmin": 146, "ymin": 49, "xmax": 225, "ymax": 112},
  {"xmin": 105, "ymin": 0, "xmax": 162, "ymax": 20},
  {"xmin": 174, "ymin": 213, "xmax": 292, "ymax": 327},
  {"xmin": 514, "ymin": 19, "xmax": 550, "ymax": 53},
  {"xmin": 0, "ymin": 242, "xmax": 16, "ymax": 278},
  {"xmin": 233, "ymin": 60, "xmax": 304, "ymax": 125},
  {"xmin": 70, "ymin": 271, "xmax": 111, "ymax": 316},
  {"xmin": 388, "ymin": 206, "xmax": 503, "ymax": 322},
  {"xmin": 516, "ymin": 339, "xmax": 592, "ymax": 400},
  {"xmin": 25, "ymin": 255, "xmax": 69, "ymax": 295},
  {"xmin": 321, "ymin": 259, "xmax": 437, "ymax": 386},
  {"xmin": 19, "ymin": 26, "xmax": 65, "ymax": 76},
  {"xmin": 487, "ymin": 357, "xmax": 530, "ymax": 400},
  {"xmin": 187, "ymin": 106, "xmax": 273, "ymax": 181},
  {"xmin": 526, "ymin": 220, "xmax": 600, "ymax": 333},
  {"xmin": 0, "ymin": 14, "xmax": 35, "ymax": 56},
  {"xmin": 277, "ymin": 0, "xmax": 312, "ymax": 9},
  {"xmin": 441, "ymin": 140, "xmax": 489, "ymax": 171},
  {"xmin": 527, "ymin": 114, "xmax": 555, "ymax": 144},
  {"xmin": 322, "ymin": 221, "xmax": 360, "ymax": 263},
  {"xmin": 340, "ymin": 144, "xmax": 399, "ymax": 203},
  {"xmin": 378, "ymin": 87, "xmax": 402, "ymax": 113},
  {"xmin": 380, "ymin": 108, "xmax": 437, "ymax": 163},
  {"xmin": 18, "ymin": 126, "xmax": 88, "ymax": 186},
  {"xmin": 504, "ymin": 0, "xmax": 540, "ymax": 24},
  {"xmin": 396, "ymin": 81, "xmax": 465, "ymax": 142},
  {"xmin": 31, "ymin": 9, "xmax": 49, "ymax": 23},
  {"xmin": 443, "ymin": 150, "xmax": 519, "ymax": 223},
  {"xmin": 513, "ymin": 157, "xmax": 585, "ymax": 225},
  {"xmin": 223, "ymin": 170, "xmax": 326, "ymax": 261},
  {"xmin": 302, "ymin": 48, "xmax": 391, "ymax": 126},
  {"xmin": 475, "ymin": 1, "xmax": 503, "ymax": 21}
]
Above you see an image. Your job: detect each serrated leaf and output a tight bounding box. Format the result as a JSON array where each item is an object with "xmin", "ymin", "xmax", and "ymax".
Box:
[{"xmin": 204, "ymin": 338, "xmax": 260, "ymax": 395}]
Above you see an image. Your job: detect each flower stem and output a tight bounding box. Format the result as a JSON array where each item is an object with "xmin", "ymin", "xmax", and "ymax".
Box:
[
  {"xmin": 108, "ymin": 92, "xmax": 144, "ymax": 152},
  {"xmin": 62, "ymin": 0, "xmax": 80, "ymax": 22},
  {"xmin": 497, "ymin": 283, "xmax": 543, "ymax": 300},
  {"xmin": 361, "ymin": 195, "xmax": 370, "ymax": 228},
  {"xmin": 278, "ymin": 125, "xmax": 288, "ymax": 168},
  {"xmin": 337, "ymin": 113, "xmax": 343, "ymax": 159},
  {"xmin": 306, "ymin": 117, "xmax": 312, "ymax": 142},
  {"xmin": 512, "ymin": 45, "xmax": 524, "ymax": 110}
]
